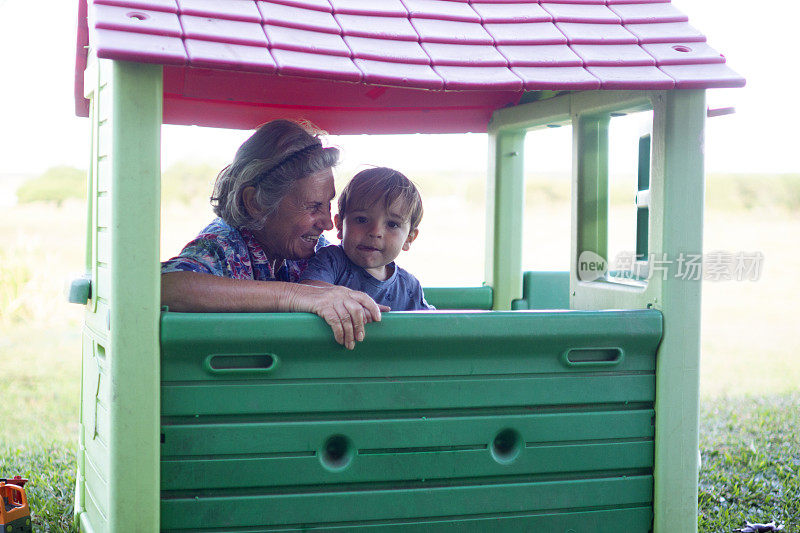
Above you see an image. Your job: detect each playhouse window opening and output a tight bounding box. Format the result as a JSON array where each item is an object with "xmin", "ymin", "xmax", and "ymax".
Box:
[
  {"xmin": 159, "ymin": 125, "xmax": 250, "ymax": 264},
  {"xmin": 330, "ymin": 133, "xmax": 488, "ymax": 289},
  {"xmin": 158, "ymin": 129, "xmax": 489, "ymax": 288},
  {"xmin": 606, "ymin": 109, "xmax": 653, "ymax": 282},
  {"xmin": 521, "ymin": 124, "xmax": 572, "ymax": 273}
]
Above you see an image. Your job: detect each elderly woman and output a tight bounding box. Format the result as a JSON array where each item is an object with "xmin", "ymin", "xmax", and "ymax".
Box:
[{"xmin": 161, "ymin": 119, "xmax": 385, "ymax": 349}]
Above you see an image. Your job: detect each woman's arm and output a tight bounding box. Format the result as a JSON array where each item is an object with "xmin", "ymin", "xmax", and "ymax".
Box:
[{"xmin": 161, "ymin": 271, "xmax": 384, "ymax": 349}]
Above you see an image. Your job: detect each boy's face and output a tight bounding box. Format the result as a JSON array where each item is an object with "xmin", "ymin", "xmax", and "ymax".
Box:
[{"xmin": 335, "ymin": 198, "xmax": 418, "ymax": 280}]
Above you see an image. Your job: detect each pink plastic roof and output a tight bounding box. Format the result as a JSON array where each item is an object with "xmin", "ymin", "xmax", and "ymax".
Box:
[{"xmin": 74, "ymin": 0, "xmax": 744, "ymax": 133}]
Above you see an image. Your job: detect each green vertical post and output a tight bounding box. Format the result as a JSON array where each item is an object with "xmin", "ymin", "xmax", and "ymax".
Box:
[
  {"xmin": 573, "ymin": 114, "xmax": 610, "ymax": 265},
  {"xmin": 485, "ymin": 130, "xmax": 526, "ymax": 309},
  {"xmin": 107, "ymin": 60, "xmax": 163, "ymax": 531},
  {"xmin": 636, "ymin": 134, "xmax": 651, "ymax": 261},
  {"xmin": 652, "ymin": 89, "xmax": 706, "ymax": 533}
]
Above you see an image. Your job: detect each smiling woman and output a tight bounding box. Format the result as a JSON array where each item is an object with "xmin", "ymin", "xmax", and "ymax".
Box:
[{"xmin": 160, "ymin": 119, "xmax": 385, "ymax": 349}]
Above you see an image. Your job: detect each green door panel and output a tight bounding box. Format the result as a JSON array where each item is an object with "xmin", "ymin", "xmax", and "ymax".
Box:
[
  {"xmin": 160, "ymin": 310, "xmax": 660, "ymax": 531},
  {"xmin": 159, "ymin": 506, "xmax": 653, "ymax": 532}
]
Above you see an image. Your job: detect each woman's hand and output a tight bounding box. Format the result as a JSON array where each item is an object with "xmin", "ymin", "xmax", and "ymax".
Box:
[
  {"xmin": 161, "ymin": 272, "xmax": 388, "ymax": 349},
  {"xmin": 294, "ymin": 281, "xmax": 389, "ymax": 349}
]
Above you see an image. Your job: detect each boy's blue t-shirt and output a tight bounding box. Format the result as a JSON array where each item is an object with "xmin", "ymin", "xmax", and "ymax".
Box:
[{"xmin": 300, "ymin": 245, "xmax": 434, "ymax": 311}]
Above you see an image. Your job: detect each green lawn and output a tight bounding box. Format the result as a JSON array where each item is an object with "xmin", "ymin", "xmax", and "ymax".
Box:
[
  {"xmin": 699, "ymin": 394, "xmax": 800, "ymax": 531},
  {"xmin": 1, "ymin": 443, "xmax": 78, "ymax": 533}
]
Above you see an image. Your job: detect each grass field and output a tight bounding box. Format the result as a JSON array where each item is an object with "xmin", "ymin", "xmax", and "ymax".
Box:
[
  {"xmin": 699, "ymin": 394, "xmax": 800, "ymax": 531},
  {"xmin": 1, "ymin": 175, "xmax": 798, "ymax": 531}
]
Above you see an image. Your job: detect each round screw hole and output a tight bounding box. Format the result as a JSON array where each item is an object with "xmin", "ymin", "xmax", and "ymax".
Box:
[
  {"xmin": 127, "ymin": 12, "xmax": 149, "ymax": 21},
  {"xmin": 672, "ymin": 45, "xmax": 692, "ymax": 53},
  {"xmin": 320, "ymin": 435, "xmax": 353, "ymax": 471},
  {"xmin": 491, "ymin": 428, "xmax": 522, "ymax": 464}
]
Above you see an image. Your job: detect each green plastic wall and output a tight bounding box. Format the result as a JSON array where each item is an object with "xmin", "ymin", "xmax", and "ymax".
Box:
[
  {"xmin": 512, "ymin": 271, "xmax": 571, "ymax": 310},
  {"xmin": 159, "ymin": 310, "xmax": 662, "ymax": 531},
  {"xmin": 423, "ymin": 286, "xmax": 493, "ymax": 310}
]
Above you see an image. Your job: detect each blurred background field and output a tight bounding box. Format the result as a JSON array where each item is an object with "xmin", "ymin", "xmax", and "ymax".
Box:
[{"xmin": 1, "ymin": 166, "xmax": 799, "ymax": 530}]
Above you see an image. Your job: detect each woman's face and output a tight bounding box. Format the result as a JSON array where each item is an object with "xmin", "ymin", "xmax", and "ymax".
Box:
[{"xmin": 254, "ymin": 169, "xmax": 336, "ymax": 260}]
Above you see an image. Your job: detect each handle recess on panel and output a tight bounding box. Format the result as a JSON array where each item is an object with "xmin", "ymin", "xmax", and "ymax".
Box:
[
  {"xmin": 203, "ymin": 353, "xmax": 279, "ymax": 374},
  {"xmin": 561, "ymin": 347, "xmax": 624, "ymax": 367}
]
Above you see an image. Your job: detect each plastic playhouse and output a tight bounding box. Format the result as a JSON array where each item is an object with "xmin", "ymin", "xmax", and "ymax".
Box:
[{"xmin": 72, "ymin": 0, "xmax": 743, "ymax": 531}]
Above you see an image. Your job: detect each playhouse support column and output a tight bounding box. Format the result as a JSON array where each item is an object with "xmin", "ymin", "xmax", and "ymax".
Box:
[
  {"xmin": 107, "ymin": 60, "xmax": 162, "ymax": 531},
  {"xmin": 485, "ymin": 130, "xmax": 525, "ymax": 309},
  {"xmin": 573, "ymin": 114, "xmax": 610, "ymax": 265},
  {"xmin": 652, "ymin": 89, "xmax": 706, "ymax": 533},
  {"xmin": 74, "ymin": 59, "xmax": 164, "ymax": 532}
]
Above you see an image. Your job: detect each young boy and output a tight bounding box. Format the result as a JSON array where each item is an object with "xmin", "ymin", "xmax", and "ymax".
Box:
[{"xmin": 300, "ymin": 167, "xmax": 433, "ymax": 310}]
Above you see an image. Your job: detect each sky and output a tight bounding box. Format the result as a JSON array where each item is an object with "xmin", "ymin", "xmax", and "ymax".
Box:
[{"xmin": 0, "ymin": 0, "xmax": 798, "ymax": 178}]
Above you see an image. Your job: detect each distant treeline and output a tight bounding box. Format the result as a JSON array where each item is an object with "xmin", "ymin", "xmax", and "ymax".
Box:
[
  {"xmin": 410, "ymin": 170, "xmax": 800, "ymax": 213},
  {"xmin": 15, "ymin": 166, "xmax": 86, "ymax": 206},
  {"xmin": 704, "ymin": 173, "xmax": 800, "ymax": 213},
  {"xmin": 15, "ymin": 165, "xmax": 800, "ymax": 214},
  {"xmin": 14, "ymin": 163, "xmax": 219, "ymax": 206}
]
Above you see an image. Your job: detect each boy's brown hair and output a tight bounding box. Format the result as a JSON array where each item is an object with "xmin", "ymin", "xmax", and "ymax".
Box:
[{"xmin": 337, "ymin": 167, "xmax": 424, "ymax": 229}]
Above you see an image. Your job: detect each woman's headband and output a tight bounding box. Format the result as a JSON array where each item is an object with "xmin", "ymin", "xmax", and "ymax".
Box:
[{"xmin": 254, "ymin": 142, "xmax": 323, "ymax": 184}]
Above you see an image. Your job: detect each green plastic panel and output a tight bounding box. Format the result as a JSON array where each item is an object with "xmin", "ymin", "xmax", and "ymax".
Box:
[
  {"xmin": 422, "ymin": 286, "xmax": 493, "ymax": 310},
  {"xmin": 161, "ymin": 373, "xmax": 655, "ymax": 416},
  {"xmin": 512, "ymin": 271, "xmax": 570, "ymax": 310},
  {"xmin": 636, "ymin": 208, "xmax": 649, "ymax": 261},
  {"xmin": 160, "ymin": 310, "xmax": 661, "ymax": 531},
  {"xmin": 161, "ymin": 477, "xmax": 653, "ymax": 530},
  {"xmin": 169, "ymin": 506, "xmax": 652, "ymax": 532}
]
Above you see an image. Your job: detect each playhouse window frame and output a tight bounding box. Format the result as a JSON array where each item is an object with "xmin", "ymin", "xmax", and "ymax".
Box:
[{"xmin": 487, "ymin": 90, "xmax": 662, "ymax": 310}]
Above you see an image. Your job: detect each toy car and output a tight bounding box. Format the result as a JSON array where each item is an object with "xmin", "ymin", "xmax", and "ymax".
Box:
[{"xmin": 0, "ymin": 477, "xmax": 32, "ymax": 533}]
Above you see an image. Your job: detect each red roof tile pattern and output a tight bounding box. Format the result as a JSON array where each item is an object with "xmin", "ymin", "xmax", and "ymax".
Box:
[{"xmin": 75, "ymin": 0, "xmax": 744, "ymax": 133}]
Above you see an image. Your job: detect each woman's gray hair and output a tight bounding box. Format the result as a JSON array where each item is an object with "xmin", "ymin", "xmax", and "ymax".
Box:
[{"xmin": 211, "ymin": 119, "xmax": 340, "ymax": 230}]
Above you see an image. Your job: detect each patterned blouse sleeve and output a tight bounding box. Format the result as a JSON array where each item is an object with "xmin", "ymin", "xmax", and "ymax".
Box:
[{"xmin": 161, "ymin": 235, "xmax": 231, "ymax": 277}]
